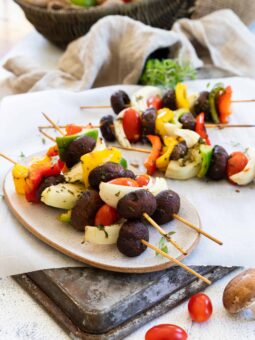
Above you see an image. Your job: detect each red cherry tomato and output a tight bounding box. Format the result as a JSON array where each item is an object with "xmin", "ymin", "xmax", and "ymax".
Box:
[
  {"xmin": 147, "ymin": 95, "xmax": 163, "ymax": 110},
  {"xmin": 94, "ymin": 204, "xmax": 119, "ymax": 226},
  {"xmin": 145, "ymin": 324, "xmax": 188, "ymax": 340},
  {"xmin": 135, "ymin": 174, "xmax": 150, "ymax": 187},
  {"xmin": 65, "ymin": 124, "xmax": 82, "ymax": 135},
  {"xmin": 122, "ymin": 108, "xmax": 141, "ymax": 142},
  {"xmin": 108, "ymin": 178, "xmax": 139, "ymax": 187},
  {"xmin": 227, "ymin": 151, "xmax": 248, "ymax": 179},
  {"xmin": 188, "ymin": 293, "xmax": 213, "ymax": 323}
]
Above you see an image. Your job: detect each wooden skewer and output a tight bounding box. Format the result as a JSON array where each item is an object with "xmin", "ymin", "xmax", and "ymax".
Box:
[
  {"xmin": 80, "ymin": 99, "xmax": 255, "ymax": 110},
  {"xmin": 42, "ymin": 113, "xmax": 65, "ymax": 136},
  {"xmin": 39, "ymin": 124, "xmax": 98, "ymax": 129},
  {"xmin": 80, "ymin": 105, "xmax": 111, "ymax": 109},
  {"xmin": 143, "ymin": 213, "xmax": 187, "ymax": 255},
  {"xmin": 232, "ymin": 99, "xmax": 255, "ymax": 103},
  {"xmin": 0, "ymin": 153, "xmax": 16, "ymax": 165},
  {"xmin": 173, "ymin": 214, "xmax": 223, "ymax": 245},
  {"xmin": 39, "ymin": 126, "xmax": 151, "ymax": 155},
  {"xmin": 141, "ymin": 239, "xmax": 211, "ymax": 284},
  {"xmin": 38, "ymin": 127, "xmax": 56, "ymax": 142},
  {"xmin": 206, "ymin": 124, "xmax": 255, "ymax": 128},
  {"xmin": 116, "ymin": 145, "xmax": 151, "ymax": 154}
]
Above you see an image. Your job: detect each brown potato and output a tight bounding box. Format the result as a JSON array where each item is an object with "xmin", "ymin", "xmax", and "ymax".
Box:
[
  {"xmin": 152, "ymin": 190, "xmax": 180, "ymax": 225},
  {"xmin": 63, "ymin": 135, "xmax": 96, "ymax": 168},
  {"xmin": 207, "ymin": 145, "xmax": 228, "ymax": 180},
  {"xmin": 117, "ymin": 220, "xmax": 149, "ymax": 257},
  {"xmin": 117, "ymin": 190, "xmax": 157, "ymax": 220},
  {"xmin": 71, "ymin": 190, "xmax": 103, "ymax": 231},
  {"xmin": 88, "ymin": 162, "xmax": 135, "ymax": 189}
]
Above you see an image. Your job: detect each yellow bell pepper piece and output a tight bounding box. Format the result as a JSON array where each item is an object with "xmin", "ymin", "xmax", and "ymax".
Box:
[
  {"xmin": 12, "ymin": 164, "xmax": 29, "ymax": 195},
  {"xmin": 175, "ymin": 83, "xmax": 190, "ymax": 110},
  {"xmin": 156, "ymin": 136, "xmax": 178, "ymax": 170},
  {"xmin": 155, "ymin": 108, "xmax": 174, "ymax": 136},
  {"xmin": 29, "ymin": 155, "xmax": 51, "ymax": 168},
  {"xmin": 81, "ymin": 148, "xmax": 122, "ymax": 187}
]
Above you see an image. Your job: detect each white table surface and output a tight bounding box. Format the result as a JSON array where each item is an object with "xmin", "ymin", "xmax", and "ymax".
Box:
[{"xmin": 0, "ymin": 31, "xmax": 254, "ymax": 340}]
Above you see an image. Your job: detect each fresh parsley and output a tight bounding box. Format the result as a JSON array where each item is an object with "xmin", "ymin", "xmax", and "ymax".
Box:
[
  {"xmin": 97, "ymin": 225, "xmax": 109, "ymax": 238},
  {"xmin": 19, "ymin": 151, "xmax": 25, "ymax": 158},
  {"xmin": 156, "ymin": 236, "xmax": 169, "ymax": 256},
  {"xmin": 140, "ymin": 59, "xmax": 197, "ymax": 88}
]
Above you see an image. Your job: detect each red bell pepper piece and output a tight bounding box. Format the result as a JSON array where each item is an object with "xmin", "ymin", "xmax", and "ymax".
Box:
[
  {"xmin": 217, "ymin": 86, "xmax": 232, "ymax": 124},
  {"xmin": 47, "ymin": 145, "xmax": 59, "ymax": 157},
  {"xmin": 195, "ymin": 113, "xmax": 211, "ymax": 145},
  {"xmin": 65, "ymin": 124, "xmax": 82, "ymax": 136},
  {"xmin": 25, "ymin": 162, "xmax": 62, "ymax": 203},
  {"xmin": 144, "ymin": 135, "xmax": 162, "ymax": 175}
]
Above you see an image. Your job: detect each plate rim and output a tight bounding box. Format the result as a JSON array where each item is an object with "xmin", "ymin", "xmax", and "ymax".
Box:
[{"xmin": 3, "ymin": 165, "xmax": 201, "ymax": 274}]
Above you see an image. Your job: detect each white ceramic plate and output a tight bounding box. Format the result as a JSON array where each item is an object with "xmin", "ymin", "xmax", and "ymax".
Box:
[{"xmin": 3, "ymin": 151, "xmax": 200, "ymax": 273}]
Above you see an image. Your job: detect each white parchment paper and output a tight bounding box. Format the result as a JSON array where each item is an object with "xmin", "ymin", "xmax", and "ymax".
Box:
[{"xmin": 0, "ymin": 78, "xmax": 254, "ymax": 278}]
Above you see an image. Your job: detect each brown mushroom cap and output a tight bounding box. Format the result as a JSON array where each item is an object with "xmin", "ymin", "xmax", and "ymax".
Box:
[{"xmin": 223, "ymin": 269, "xmax": 255, "ymax": 314}]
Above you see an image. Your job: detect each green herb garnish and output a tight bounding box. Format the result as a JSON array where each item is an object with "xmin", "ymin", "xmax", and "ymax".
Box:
[
  {"xmin": 156, "ymin": 236, "xmax": 169, "ymax": 256},
  {"xmin": 97, "ymin": 225, "xmax": 109, "ymax": 238},
  {"xmin": 19, "ymin": 151, "xmax": 25, "ymax": 158},
  {"xmin": 140, "ymin": 59, "xmax": 197, "ymax": 88}
]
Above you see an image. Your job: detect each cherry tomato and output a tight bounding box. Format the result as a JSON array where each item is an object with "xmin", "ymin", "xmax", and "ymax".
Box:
[
  {"xmin": 135, "ymin": 174, "xmax": 150, "ymax": 187},
  {"xmin": 65, "ymin": 124, "xmax": 82, "ymax": 135},
  {"xmin": 227, "ymin": 151, "xmax": 248, "ymax": 178},
  {"xmin": 94, "ymin": 204, "xmax": 119, "ymax": 226},
  {"xmin": 109, "ymin": 178, "xmax": 139, "ymax": 187},
  {"xmin": 188, "ymin": 293, "xmax": 213, "ymax": 323},
  {"xmin": 145, "ymin": 324, "xmax": 188, "ymax": 340},
  {"xmin": 147, "ymin": 95, "xmax": 163, "ymax": 110},
  {"xmin": 122, "ymin": 108, "xmax": 142, "ymax": 142}
]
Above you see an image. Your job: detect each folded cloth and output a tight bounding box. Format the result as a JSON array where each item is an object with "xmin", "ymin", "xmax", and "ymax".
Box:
[{"xmin": 2, "ymin": 9, "xmax": 255, "ymax": 96}]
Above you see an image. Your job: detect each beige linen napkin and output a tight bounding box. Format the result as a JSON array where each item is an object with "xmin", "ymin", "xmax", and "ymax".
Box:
[{"xmin": 3, "ymin": 9, "xmax": 255, "ymax": 96}]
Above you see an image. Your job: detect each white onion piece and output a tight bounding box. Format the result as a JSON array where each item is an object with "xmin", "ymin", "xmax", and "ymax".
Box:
[
  {"xmin": 165, "ymin": 160, "xmax": 201, "ymax": 180},
  {"xmin": 84, "ymin": 224, "xmax": 122, "ymax": 245},
  {"xmin": 163, "ymin": 124, "xmax": 200, "ymax": 148},
  {"xmin": 113, "ymin": 109, "xmax": 131, "ymax": 148},
  {"xmin": 131, "ymin": 86, "xmax": 162, "ymax": 112}
]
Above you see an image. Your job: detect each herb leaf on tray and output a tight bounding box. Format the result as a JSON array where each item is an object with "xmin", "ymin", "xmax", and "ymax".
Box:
[{"xmin": 140, "ymin": 59, "xmax": 197, "ymax": 88}]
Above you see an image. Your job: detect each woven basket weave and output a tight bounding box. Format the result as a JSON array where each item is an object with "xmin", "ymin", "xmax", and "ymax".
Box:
[{"xmin": 15, "ymin": 0, "xmax": 195, "ymax": 48}]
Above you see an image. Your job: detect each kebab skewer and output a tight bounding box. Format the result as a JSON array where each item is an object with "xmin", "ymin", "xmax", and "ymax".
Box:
[
  {"xmin": 80, "ymin": 84, "xmax": 254, "ymax": 125},
  {"xmin": 0, "ymin": 152, "xmax": 211, "ymax": 284},
  {"xmin": 39, "ymin": 104, "xmax": 255, "ymax": 187}
]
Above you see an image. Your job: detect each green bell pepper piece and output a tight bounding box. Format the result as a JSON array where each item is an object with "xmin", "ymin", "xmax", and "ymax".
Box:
[
  {"xmin": 172, "ymin": 108, "xmax": 190, "ymax": 127},
  {"xmin": 70, "ymin": 0, "xmax": 96, "ymax": 7},
  {"xmin": 197, "ymin": 144, "xmax": 213, "ymax": 178},
  {"xmin": 209, "ymin": 86, "xmax": 224, "ymax": 124},
  {"xmin": 120, "ymin": 158, "xmax": 128, "ymax": 169},
  {"xmin": 58, "ymin": 210, "xmax": 71, "ymax": 223},
  {"xmin": 56, "ymin": 129, "xmax": 98, "ymax": 160}
]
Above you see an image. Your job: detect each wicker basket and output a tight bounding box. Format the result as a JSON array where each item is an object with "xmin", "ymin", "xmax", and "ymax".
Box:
[{"xmin": 15, "ymin": 0, "xmax": 195, "ymax": 48}]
